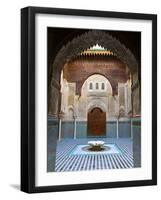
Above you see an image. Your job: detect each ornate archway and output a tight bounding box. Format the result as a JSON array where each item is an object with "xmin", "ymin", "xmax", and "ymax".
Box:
[
  {"xmin": 88, "ymin": 100, "xmax": 107, "ymax": 113},
  {"xmin": 51, "ymin": 30, "xmax": 138, "ymax": 80},
  {"xmin": 49, "ymin": 30, "xmax": 139, "ymax": 116}
]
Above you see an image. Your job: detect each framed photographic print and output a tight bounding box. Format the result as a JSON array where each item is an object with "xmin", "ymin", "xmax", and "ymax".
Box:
[{"xmin": 21, "ymin": 6, "xmax": 157, "ymax": 193}]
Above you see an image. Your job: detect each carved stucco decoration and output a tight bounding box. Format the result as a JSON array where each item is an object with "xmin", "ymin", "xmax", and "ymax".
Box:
[
  {"xmin": 78, "ymin": 73, "xmax": 118, "ymax": 96},
  {"xmin": 51, "ymin": 30, "xmax": 138, "ymax": 80},
  {"xmin": 88, "ymin": 99, "xmax": 107, "ymax": 113}
]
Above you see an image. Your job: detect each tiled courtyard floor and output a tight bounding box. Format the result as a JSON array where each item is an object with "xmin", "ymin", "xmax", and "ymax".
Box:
[{"xmin": 55, "ymin": 138, "xmax": 133, "ymax": 172}]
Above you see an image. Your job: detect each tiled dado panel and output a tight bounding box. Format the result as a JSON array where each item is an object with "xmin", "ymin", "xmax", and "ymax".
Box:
[
  {"xmin": 106, "ymin": 122, "xmax": 117, "ymax": 138},
  {"xmin": 76, "ymin": 122, "xmax": 87, "ymax": 138},
  {"xmin": 47, "ymin": 122, "xmax": 59, "ymax": 172},
  {"xmin": 61, "ymin": 121, "xmax": 74, "ymax": 138},
  {"xmin": 118, "ymin": 121, "xmax": 131, "ymax": 138},
  {"xmin": 60, "ymin": 121, "xmax": 132, "ymax": 138},
  {"xmin": 132, "ymin": 118, "xmax": 141, "ymax": 167}
]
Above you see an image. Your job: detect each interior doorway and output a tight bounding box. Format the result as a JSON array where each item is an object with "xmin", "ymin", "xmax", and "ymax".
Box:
[{"xmin": 87, "ymin": 107, "xmax": 106, "ymax": 137}]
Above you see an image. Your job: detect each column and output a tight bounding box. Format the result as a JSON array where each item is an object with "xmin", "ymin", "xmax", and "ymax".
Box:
[
  {"xmin": 58, "ymin": 111, "xmax": 64, "ymax": 141},
  {"xmin": 131, "ymin": 118, "xmax": 133, "ymax": 139},
  {"xmin": 74, "ymin": 117, "xmax": 77, "ymax": 139},
  {"xmin": 116, "ymin": 119, "xmax": 119, "ymax": 139},
  {"xmin": 58, "ymin": 119, "xmax": 62, "ymax": 141}
]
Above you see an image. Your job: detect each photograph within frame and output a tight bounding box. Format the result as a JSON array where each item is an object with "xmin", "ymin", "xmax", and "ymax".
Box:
[
  {"xmin": 47, "ymin": 28, "xmax": 141, "ymax": 173},
  {"xmin": 21, "ymin": 7, "xmax": 157, "ymax": 193}
]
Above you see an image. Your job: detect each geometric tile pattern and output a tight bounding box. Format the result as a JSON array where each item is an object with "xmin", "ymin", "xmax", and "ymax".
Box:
[
  {"xmin": 71, "ymin": 144, "xmax": 121, "ymax": 155},
  {"xmin": 55, "ymin": 138, "xmax": 133, "ymax": 172}
]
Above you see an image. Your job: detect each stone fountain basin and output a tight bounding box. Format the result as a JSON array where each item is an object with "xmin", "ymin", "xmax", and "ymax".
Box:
[
  {"xmin": 88, "ymin": 141, "xmax": 105, "ymax": 151},
  {"xmin": 88, "ymin": 141, "xmax": 105, "ymax": 147}
]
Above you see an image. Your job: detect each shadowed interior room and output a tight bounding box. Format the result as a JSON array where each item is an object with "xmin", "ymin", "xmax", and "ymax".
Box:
[{"xmin": 47, "ymin": 28, "xmax": 141, "ymax": 172}]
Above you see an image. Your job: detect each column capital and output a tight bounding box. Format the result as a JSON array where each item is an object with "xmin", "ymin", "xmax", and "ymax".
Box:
[
  {"xmin": 58, "ymin": 111, "xmax": 65, "ymax": 119},
  {"xmin": 73, "ymin": 114, "xmax": 77, "ymax": 119}
]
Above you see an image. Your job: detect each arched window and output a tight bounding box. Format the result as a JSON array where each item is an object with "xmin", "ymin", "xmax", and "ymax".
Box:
[
  {"xmin": 89, "ymin": 82, "xmax": 93, "ymax": 90},
  {"xmin": 96, "ymin": 82, "xmax": 99, "ymax": 90},
  {"xmin": 101, "ymin": 82, "xmax": 105, "ymax": 90}
]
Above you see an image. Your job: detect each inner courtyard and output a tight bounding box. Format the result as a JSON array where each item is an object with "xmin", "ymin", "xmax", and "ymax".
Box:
[{"xmin": 47, "ymin": 29, "xmax": 141, "ymax": 172}]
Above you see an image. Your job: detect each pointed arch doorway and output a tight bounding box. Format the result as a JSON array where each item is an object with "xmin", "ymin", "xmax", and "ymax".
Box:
[{"xmin": 87, "ymin": 107, "xmax": 106, "ymax": 137}]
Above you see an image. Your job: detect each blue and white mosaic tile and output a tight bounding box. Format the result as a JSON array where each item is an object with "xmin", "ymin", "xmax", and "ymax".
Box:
[{"xmin": 70, "ymin": 144, "xmax": 122, "ymax": 155}]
